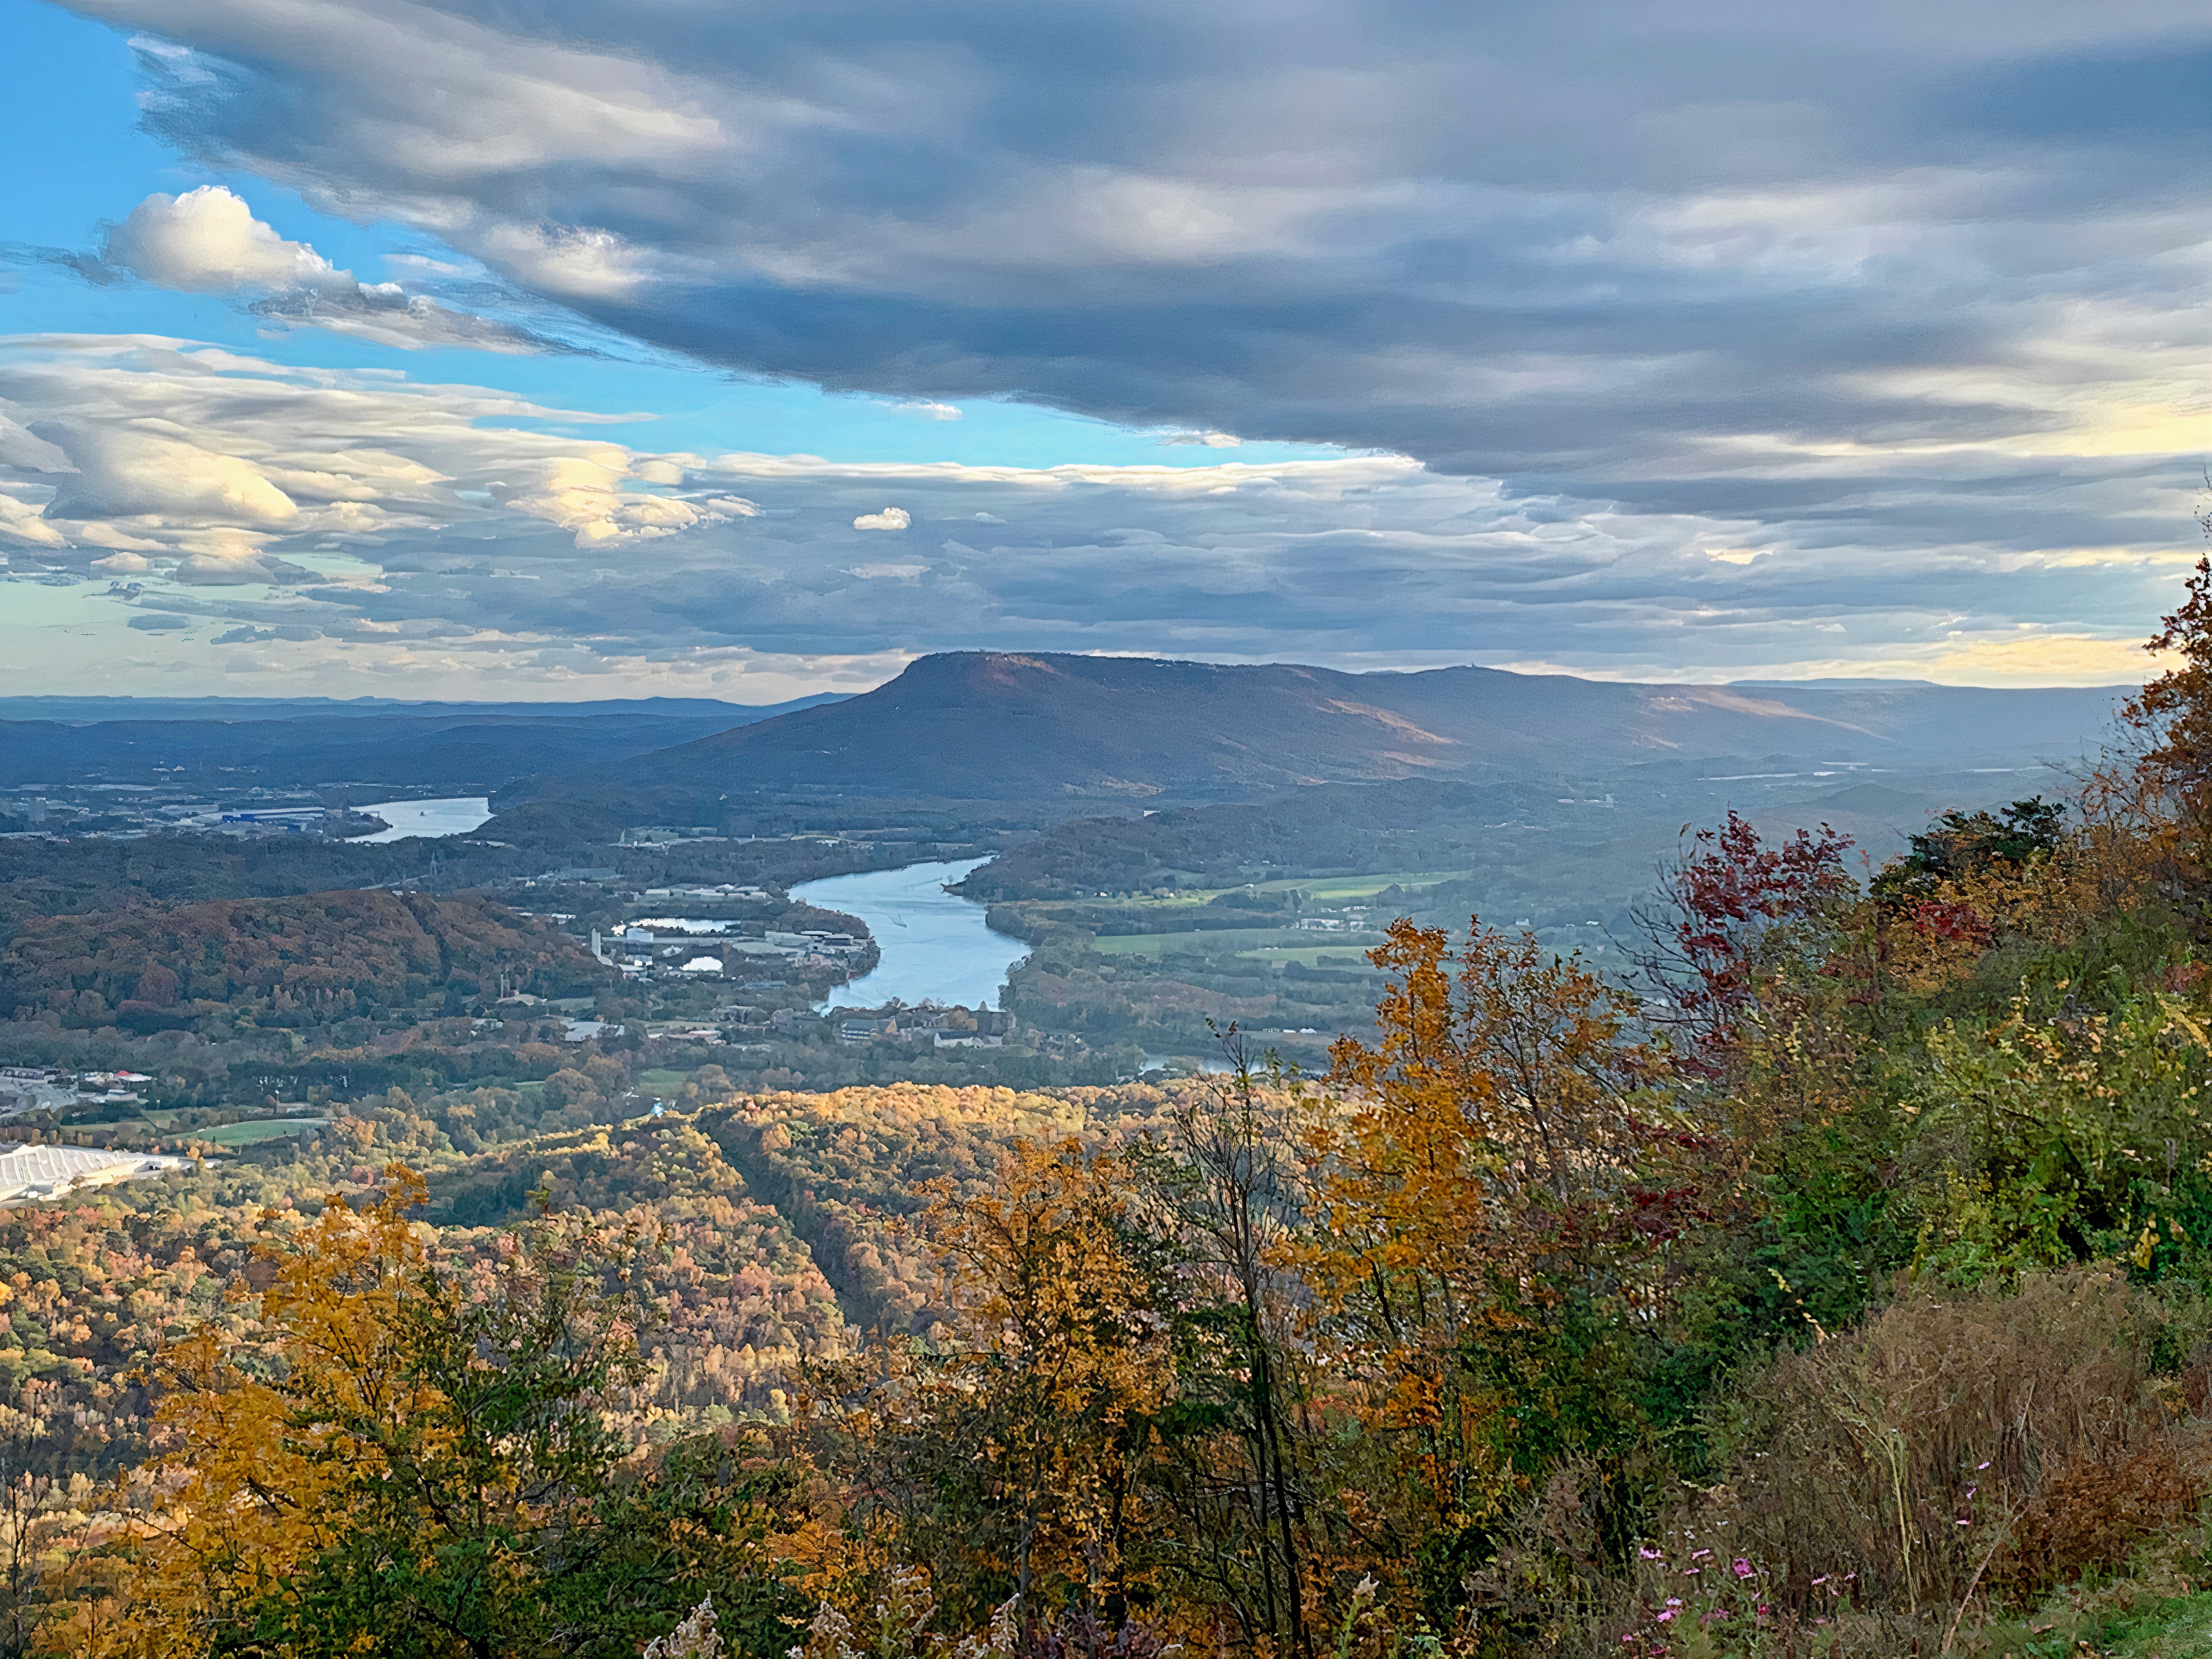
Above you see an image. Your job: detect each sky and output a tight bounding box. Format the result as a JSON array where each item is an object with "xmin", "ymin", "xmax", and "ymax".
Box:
[{"xmin": 0, "ymin": 0, "xmax": 2204, "ymax": 702}]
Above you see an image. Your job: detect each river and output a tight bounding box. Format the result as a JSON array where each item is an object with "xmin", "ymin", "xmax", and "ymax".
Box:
[
  {"xmin": 348, "ymin": 796, "xmax": 494, "ymax": 842},
  {"xmin": 791, "ymin": 858, "xmax": 1028, "ymax": 1011}
]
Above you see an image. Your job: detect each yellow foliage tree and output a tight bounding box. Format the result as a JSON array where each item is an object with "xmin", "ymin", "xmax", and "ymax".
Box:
[
  {"xmin": 814, "ymin": 1141, "xmax": 1171, "ymax": 1627},
  {"xmin": 50, "ymin": 1166, "xmax": 798, "ymax": 1659},
  {"xmin": 1310, "ymin": 919, "xmax": 1667, "ymax": 1610}
]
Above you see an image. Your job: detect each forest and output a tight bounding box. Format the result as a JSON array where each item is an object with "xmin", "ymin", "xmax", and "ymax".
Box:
[
  {"xmin": 0, "ymin": 890, "xmax": 599, "ymax": 1027},
  {"xmin": 0, "ymin": 565, "xmax": 2209, "ymax": 1656}
]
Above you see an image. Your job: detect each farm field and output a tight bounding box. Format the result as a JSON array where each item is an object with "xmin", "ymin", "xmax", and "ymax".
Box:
[{"xmin": 194, "ymin": 1118, "xmax": 328, "ymax": 1147}]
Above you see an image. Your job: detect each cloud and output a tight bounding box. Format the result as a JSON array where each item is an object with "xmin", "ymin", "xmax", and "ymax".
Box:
[
  {"xmin": 42, "ymin": 0, "xmax": 2207, "ymax": 566},
  {"xmin": 105, "ymin": 185, "xmax": 337, "ymax": 292},
  {"xmin": 0, "ymin": 335, "xmax": 707, "ymax": 562},
  {"xmin": 39, "ymin": 419, "xmax": 300, "ymax": 525},
  {"xmin": 66, "ymin": 185, "xmax": 557, "ymax": 353},
  {"xmin": 0, "ymin": 332, "xmax": 2186, "ymax": 694}
]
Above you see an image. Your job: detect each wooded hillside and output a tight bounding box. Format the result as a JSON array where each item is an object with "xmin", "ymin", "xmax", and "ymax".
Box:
[{"xmin": 0, "ymin": 889, "xmax": 597, "ymax": 1024}]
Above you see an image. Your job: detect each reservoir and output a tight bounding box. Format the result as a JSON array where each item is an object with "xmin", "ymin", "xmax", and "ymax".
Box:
[
  {"xmin": 350, "ymin": 796, "xmax": 494, "ymax": 842},
  {"xmin": 792, "ymin": 858, "xmax": 1027, "ymax": 1011}
]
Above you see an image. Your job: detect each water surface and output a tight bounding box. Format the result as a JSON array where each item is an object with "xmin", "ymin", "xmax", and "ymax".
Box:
[
  {"xmin": 792, "ymin": 859, "xmax": 1026, "ymax": 1010},
  {"xmin": 349, "ymin": 796, "xmax": 494, "ymax": 842}
]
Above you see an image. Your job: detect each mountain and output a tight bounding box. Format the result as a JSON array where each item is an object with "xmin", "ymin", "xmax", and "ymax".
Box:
[
  {"xmin": 0, "ymin": 695, "xmax": 845, "ymax": 788},
  {"xmin": 496, "ymin": 650, "xmax": 2130, "ymax": 816}
]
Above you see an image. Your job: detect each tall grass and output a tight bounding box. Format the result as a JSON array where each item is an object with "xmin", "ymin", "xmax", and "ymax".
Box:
[{"xmin": 1701, "ymin": 1271, "xmax": 2212, "ymax": 1623}]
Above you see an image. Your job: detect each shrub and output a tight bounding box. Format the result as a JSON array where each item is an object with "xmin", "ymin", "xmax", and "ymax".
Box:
[{"xmin": 1703, "ymin": 1270, "xmax": 2207, "ymax": 1618}]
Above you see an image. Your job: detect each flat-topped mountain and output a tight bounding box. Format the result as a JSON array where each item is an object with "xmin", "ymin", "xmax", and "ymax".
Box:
[{"xmin": 498, "ymin": 651, "xmax": 2129, "ymax": 813}]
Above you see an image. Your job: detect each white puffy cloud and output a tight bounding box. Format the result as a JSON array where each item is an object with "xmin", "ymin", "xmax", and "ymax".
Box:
[
  {"xmin": 852, "ymin": 506, "xmax": 911, "ymax": 530},
  {"xmin": 104, "ymin": 185, "xmax": 339, "ymax": 292},
  {"xmin": 0, "ymin": 491, "xmax": 68, "ymax": 548},
  {"xmin": 502, "ymin": 454, "xmax": 710, "ymax": 547},
  {"xmin": 89, "ymin": 186, "xmax": 552, "ymax": 353},
  {"xmin": 0, "ymin": 335, "xmax": 707, "ymax": 561},
  {"xmin": 40, "ymin": 420, "xmax": 300, "ymax": 525}
]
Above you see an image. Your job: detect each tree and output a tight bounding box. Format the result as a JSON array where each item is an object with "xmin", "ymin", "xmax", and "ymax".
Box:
[
  {"xmin": 54, "ymin": 1167, "xmax": 800, "ymax": 1659},
  {"xmin": 1134, "ymin": 1034, "xmax": 1315, "ymax": 1659},
  {"xmin": 816, "ymin": 1142, "xmax": 1172, "ymax": 1629},
  {"xmin": 1313, "ymin": 921, "xmax": 1680, "ymax": 1629},
  {"xmin": 2123, "ymin": 550, "xmax": 2212, "ymax": 909},
  {"xmin": 1629, "ymin": 812, "xmax": 1855, "ymax": 1075}
]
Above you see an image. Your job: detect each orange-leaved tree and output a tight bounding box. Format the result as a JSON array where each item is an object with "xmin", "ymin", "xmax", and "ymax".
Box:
[{"xmin": 2121, "ymin": 549, "xmax": 2212, "ymax": 913}]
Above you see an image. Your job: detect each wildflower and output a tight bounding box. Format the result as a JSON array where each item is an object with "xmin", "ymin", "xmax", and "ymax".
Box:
[
  {"xmin": 1352, "ymin": 1577, "xmax": 1378, "ymax": 1608},
  {"xmin": 1639, "ymin": 1545, "xmax": 1664, "ymax": 1560},
  {"xmin": 1732, "ymin": 1559, "xmax": 1755, "ymax": 1579}
]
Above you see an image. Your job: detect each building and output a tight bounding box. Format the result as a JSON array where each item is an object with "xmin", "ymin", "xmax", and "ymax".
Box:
[
  {"xmin": 0, "ymin": 1147, "xmax": 188, "ymax": 1206},
  {"xmin": 826, "ymin": 1002, "xmax": 1017, "ymax": 1046}
]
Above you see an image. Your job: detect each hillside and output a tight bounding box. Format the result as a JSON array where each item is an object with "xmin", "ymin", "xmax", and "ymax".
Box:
[
  {"xmin": 0, "ymin": 889, "xmax": 598, "ymax": 1027},
  {"xmin": 496, "ymin": 651, "xmax": 2129, "ymax": 816}
]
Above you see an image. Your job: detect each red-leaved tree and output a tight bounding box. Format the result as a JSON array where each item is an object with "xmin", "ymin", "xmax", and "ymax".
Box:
[{"xmin": 1630, "ymin": 810, "xmax": 1855, "ymax": 1075}]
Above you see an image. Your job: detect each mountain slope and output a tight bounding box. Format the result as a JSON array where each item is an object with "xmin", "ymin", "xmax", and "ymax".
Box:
[{"xmin": 498, "ymin": 651, "xmax": 2129, "ymax": 814}]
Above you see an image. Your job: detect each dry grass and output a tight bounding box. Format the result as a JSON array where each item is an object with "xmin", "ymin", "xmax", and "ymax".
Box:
[{"xmin": 1704, "ymin": 1271, "xmax": 2212, "ymax": 1621}]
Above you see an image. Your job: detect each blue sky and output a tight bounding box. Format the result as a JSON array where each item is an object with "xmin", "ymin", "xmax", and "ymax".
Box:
[
  {"xmin": 0, "ymin": 0, "xmax": 2204, "ymax": 699},
  {"xmin": 0, "ymin": 0, "xmax": 1340, "ymax": 469}
]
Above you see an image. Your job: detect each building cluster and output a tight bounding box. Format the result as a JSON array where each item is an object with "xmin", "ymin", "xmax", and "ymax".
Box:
[
  {"xmin": 3, "ymin": 784, "xmax": 363, "ymax": 841},
  {"xmin": 829, "ymin": 1003, "xmax": 1018, "ymax": 1048},
  {"xmin": 0, "ymin": 1145, "xmax": 189, "ymax": 1207},
  {"xmin": 590, "ymin": 924, "xmax": 864, "ymax": 978},
  {"xmin": 0, "ymin": 1066, "xmax": 152, "ymax": 1117}
]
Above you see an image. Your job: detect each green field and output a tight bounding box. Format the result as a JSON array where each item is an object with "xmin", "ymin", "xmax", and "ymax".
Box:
[
  {"xmin": 1050, "ymin": 870, "xmax": 1468, "ymax": 914},
  {"xmin": 1249, "ymin": 870, "xmax": 1468, "ymax": 899},
  {"xmin": 194, "ymin": 1118, "xmax": 327, "ymax": 1147},
  {"xmin": 1092, "ymin": 926, "xmax": 1389, "ymax": 958},
  {"xmin": 636, "ymin": 1068, "xmax": 692, "ymax": 1090},
  {"xmin": 1238, "ymin": 945, "xmax": 1387, "ymax": 967}
]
